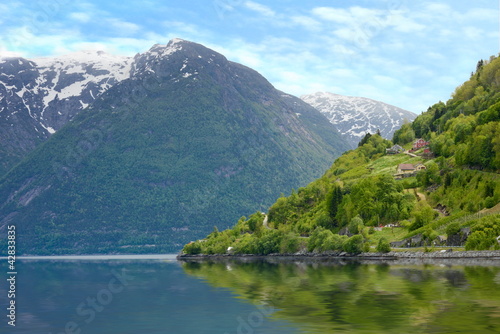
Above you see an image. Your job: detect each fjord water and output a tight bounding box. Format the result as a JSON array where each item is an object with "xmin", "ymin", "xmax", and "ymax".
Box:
[
  {"xmin": 0, "ymin": 256, "xmax": 296, "ymax": 334},
  {"xmin": 2, "ymin": 256, "xmax": 500, "ymax": 333}
]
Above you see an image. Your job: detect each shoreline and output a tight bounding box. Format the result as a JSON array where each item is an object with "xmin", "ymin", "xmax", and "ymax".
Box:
[{"xmin": 177, "ymin": 250, "xmax": 500, "ymax": 262}]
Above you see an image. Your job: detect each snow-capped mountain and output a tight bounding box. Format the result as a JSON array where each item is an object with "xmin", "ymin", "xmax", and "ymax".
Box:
[
  {"xmin": 301, "ymin": 92, "xmax": 417, "ymax": 148},
  {"xmin": 1, "ymin": 51, "xmax": 132, "ymax": 131},
  {"xmin": 0, "ymin": 50, "xmax": 133, "ymax": 175}
]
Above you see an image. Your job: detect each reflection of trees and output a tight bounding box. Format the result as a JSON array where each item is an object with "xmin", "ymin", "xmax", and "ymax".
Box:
[
  {"xmin": 183, "ymin": 260, "xmax": 500, "ymax": 333},
  {"xmin": 443, "ymin": 270, "xmax": 469, "ymax": 288}
]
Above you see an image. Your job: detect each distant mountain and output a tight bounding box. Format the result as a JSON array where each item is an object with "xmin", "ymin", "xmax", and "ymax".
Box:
[
  {"xmin": 0, "ymin": 51, "xmax": 132, "ymax": 176},
  {"xmin": 0, "ymin": 39, "xmax": 350, "ymax": 255},
  {"xmin": 301, "ymin": 92, "xmax": 417, "ymax": 148}
]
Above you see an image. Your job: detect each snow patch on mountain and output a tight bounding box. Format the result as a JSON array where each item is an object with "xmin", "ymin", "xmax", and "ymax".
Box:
[
  {"xmin": 33, "ymin": 50, "xmax": 132, "ymax": 110},
  {"xmin": 302, "ymin": 92, "xmax": 417, "ymax": 148}
]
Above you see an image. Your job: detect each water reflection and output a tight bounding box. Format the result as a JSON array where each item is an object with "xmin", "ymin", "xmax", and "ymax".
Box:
[
  {"xmin": 0, "ymin": 258, "xmax": 297, "ymax": 334},
  {"xmin": 182, "ymin": 259, "xmax": 500, "ymax": 334}
]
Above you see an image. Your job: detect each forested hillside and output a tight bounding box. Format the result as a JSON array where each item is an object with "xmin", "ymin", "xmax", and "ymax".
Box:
[
  {"xmin": 182, "ymin": 56, "xmax": 500, "ymax": 256},
  {"xmin": 394, "ymin": 56, "xmax": 500, "ymax": 171}
]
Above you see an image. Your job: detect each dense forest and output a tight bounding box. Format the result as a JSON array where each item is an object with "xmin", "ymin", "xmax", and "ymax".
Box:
[{"xmin": 183, "ymin": 56, "xmax": 500, "ymax": 255}]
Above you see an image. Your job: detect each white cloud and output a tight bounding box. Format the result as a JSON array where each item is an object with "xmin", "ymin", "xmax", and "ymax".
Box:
[
  {"xmin": 312, "ymin": 6, "xmax": 382, "ymax": 25},
  {"xmin": 69, "ymin": 12, "xmax": 92, "ymax": 23},
  {"xmin": 0, "ymin": 50, "xmax": 23, "ymax": 58},
  {"xmin": 162, "ymin": 21, "xmax": 208, "ymax": 38},
  {"xmin": 244, "ymin": 1, "xmax": 275, "ymax": 17},
  {"xmin": 290, "ymin": 15, "xmax": 321, "ymax": 31},
  {"xmin": 107, "ymin": 18, "xmax": 141, "ymax": 35},
  {"xmin": 465, "ymin": 8, "xmax": 498, "ymax": 22},
  {"xmin": 423, "ymin": 3, "xmax": 452, "ymax": 15},
  {"xmin": 312, "ymin": 7, "xmax": 353, "ymax": 24},
  {"xmin": 463, "ymin": 26, "xmax": 483, "ymax": 40},
  {"xmin": 386, "ymin": 12, "xmax": 426, "ymax": 33}
]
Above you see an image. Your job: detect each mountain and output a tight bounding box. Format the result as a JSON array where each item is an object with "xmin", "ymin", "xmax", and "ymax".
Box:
[
  {"xmin": 0, "ymin": 39, "xmax": 350, "ymax": 255},
  {"xmin": 301, "ymin": 92, "xmax": 417, "ymax": 148},
  {"xmin": 0, "ymin": 51, "xmax": 132, "ymax": 176},
  {"xmin": 181, "ymin": 56, "xmax": 500, "ymax": 256}
]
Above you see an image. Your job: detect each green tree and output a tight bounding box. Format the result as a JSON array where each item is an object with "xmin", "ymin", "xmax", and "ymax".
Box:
[
  {"xmin": 247, "ymin": 212, "xmax": 265, "ymax": 234},
  {"xmin": 392, "ymin": 121, "xmax": 415, "ymax": 145},
  {"xmin": 446, "ymin": 222, "xmax": 461, "ymax": 236},
  {"xmin": 410, "ymin": 202, "xmax": 437, "ymax": 231},
  {"xmin": 326, "ymin": 184, "xmax": 343, "ymax": 221},
  {"xmin": 343, "ymin": 235, "xmax": 364, "ymax": 254},
  {"xmin": 376, "ymin": 237, "xmax": 391, "ymax": 253},
  {"xmin": 358, "ymin": 133, "xmax": 372, "ymax": 147},
  {"xmin": 348, "ymin": 215, "xmax": 364, "ymax": 234},
  {"xmin": 183, "ymin": 241, "xmax": 202, "ymax": 255}
]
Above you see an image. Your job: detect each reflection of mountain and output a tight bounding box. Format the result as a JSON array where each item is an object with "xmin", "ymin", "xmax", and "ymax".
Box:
[{"xmin": 182, "ymin": 260, "xmax": 500, "ymax": 333}]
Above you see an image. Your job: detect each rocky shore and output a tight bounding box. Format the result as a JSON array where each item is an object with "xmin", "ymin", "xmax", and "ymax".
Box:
[{"xmin": 177, "ymin": 250, "xmax": 500, "ymax": 266}]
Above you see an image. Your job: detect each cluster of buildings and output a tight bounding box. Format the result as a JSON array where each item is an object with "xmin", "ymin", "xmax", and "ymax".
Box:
[{"xmin": 385, "ymin": 139, "xmax": 431, "ymax": 179}]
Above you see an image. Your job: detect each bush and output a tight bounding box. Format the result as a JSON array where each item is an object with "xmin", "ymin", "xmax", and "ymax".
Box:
[
  {"xmin": 248, "ymin": 212, "xmax": 265, "ymax": 233},
  {"xmin": 465, "ymin": 215, "xmax": 500, "ymax": 250},
  {"xmin": 233, "ymin": 234, "xmax": 257, "ymax": 254},
  {"xmin": 410, "ymin": 203, "xmax": 437, "ymax": 231},
  {"xmin": 348, "ymin": 215, "xmax": 364, "ymax": 234},
  {"xmin": 280, "ymin": 233, "xmax": 301, "ymax": 253},
  {"xmin": 399, "ymin": 220, "xmax": 411, "ymax": 228},
  {"xmin": 376, "ymin": 238, "xmax": 391, "ymax": 253},
  {"xmin": 409, "ymin": 219, "xmax": 423, "ymax": 231},
  {"xmin": 322, "ymin": 234, "xmax": 347, "ymax": 252},
  {"xmin": 343, "ymin": 235, "xmax": 364, "ymax": 254},
  {"xmin": 465, "ymin": 231, "xmax": 495, "ymax": 250},
  {"xmin": 446, "ymin": 222, "xmax": 461, "ymax": 236},
  {"xmin": 484, "ymin": 197, "xmax": 496, "ymax": 209},
  {"xmin": 307, "ymin": 227, "xmax": 333, "ymax": 252},
  {"xmin": 183, "ymin": 241, "xmax": 202, "ymax": 255},
  {"xmin": 423, "ymin": 228, "xmax": 439, "ymax": 242},
  {"xmin": 254, "ymin": 230, "xmax": 283, "ymax": 255}
]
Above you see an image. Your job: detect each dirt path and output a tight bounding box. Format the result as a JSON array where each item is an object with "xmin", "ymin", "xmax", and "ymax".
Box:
[
  {"xmin": 262, "ymin": 213, "xmax": 272, "ymax": 230},
  {"xmin": 405, "ymin": 188, "xmax": 426, "ymax": 201},
  {"xmin": 416, "ymin": 191, "xmax": 426, "ymax": 201},
  {"xmin": 404, "ymin": 150, "xmax": 418, "ymax": 158}
]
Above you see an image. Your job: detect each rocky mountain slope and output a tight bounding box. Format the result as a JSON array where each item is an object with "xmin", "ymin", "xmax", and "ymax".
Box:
[
  {"xmin": 301, "ymin": 92, "xmax": 417, "ymax": 148},
  {"xmin": 0, "ymin": 51, "xmax": 132, "ymax": 176},
  {"xmin": 0, "ymin": 39, "xmax": 350, "ymax": 255}
]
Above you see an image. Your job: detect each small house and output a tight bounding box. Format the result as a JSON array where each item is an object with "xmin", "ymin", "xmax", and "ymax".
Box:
[
  {"xmin": 413, "ymin": 138, "xmax": 430, "ymax": 150},
  {"xmin": 397, "ymin": 163, "xmax": 415, "ymax": 174},
  {"xmin": 414, "ymin": 163, "xmax": 427, "ymax": 171},
  {"xmin": 394, "ymin": 163, "xmax": 425, "ymax": 179},
  {"xmin": 386, "ymin": 144, "xmax": 404, "ymax": 155}
]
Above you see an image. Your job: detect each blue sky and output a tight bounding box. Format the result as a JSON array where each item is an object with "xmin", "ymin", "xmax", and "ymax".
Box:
[{"xmin": 0, "ymin": 0, "xmax": 498, "ymax": 113}]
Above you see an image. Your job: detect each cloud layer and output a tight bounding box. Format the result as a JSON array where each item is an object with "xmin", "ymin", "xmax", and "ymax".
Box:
[{"xmin": 0, "ymin": 0, "xmax": 498, "ymax": 113}]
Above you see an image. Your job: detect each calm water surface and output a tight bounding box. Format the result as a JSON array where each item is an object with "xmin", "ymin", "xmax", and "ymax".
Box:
[{"xmin": 1, "ymin": 255, "xmax": 500, "ymax": 333}]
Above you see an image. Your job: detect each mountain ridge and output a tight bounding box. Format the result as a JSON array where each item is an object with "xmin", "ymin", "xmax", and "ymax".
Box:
[
  {"xmin": 301, "ymin": 91, "xmax": 417, "ymax": 148},
  {"xmin": 0, "ymin": 50, "xmax": 132, "ymax": 176}
]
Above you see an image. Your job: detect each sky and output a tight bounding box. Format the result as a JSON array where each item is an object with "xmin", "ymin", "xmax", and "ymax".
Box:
[{"xmin": 0, "ymin": 0, "xmax": 498, "ymax": 114}]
